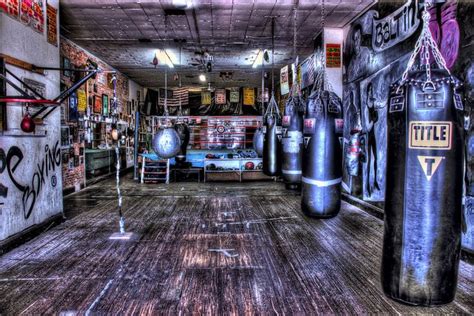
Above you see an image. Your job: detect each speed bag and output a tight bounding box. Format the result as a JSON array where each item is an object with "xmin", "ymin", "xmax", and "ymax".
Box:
[
  {"xmin": 382, "ymin": 70, "xmax": 464, "ymax": 306},
  {"xmin": 263, "ymin": 115, "xmax": 282, "ymax": 176},
  {"xmin": 281, "ymin": 97, "xmax": 304, "ymax": 188},
  {"xmin": 174, "ymin": 123, "xmax": 190, "ymax": 163},
  {"xmin": 301, "ymin": 90, "xmax": 343, "ymax": 218}
]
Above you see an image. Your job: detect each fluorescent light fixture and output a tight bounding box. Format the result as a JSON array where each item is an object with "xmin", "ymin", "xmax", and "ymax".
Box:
[
  {"xmin": 252, "ymin": 49, "xmax": 267, "ymax": 68},
  {"xmin": 199, "ymin": 74, "xmax": 206, "ymax": 82},
  {"xmin": 156, "ymin": 49, "xmax": 174, "ymax": 68}
]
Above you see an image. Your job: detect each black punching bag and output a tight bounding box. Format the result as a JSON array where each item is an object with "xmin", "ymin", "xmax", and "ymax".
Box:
[
  {"xmin": 263, "ymin": 114, "xmax": 282, "ymax": 176},
  {"xmin": 382, "ymin": 69, "xmax": 464, "ymax": 306},
  {"xmin": 281, "ymin": 96, "xmax": 305, "ymax": 189},
  {"xmin": 174, "ymin": 122, "xmax": 190, "ymax": 164},
  {"xmin": 301, "ymin": 90, "xmax": 343, "ymax": 218}
]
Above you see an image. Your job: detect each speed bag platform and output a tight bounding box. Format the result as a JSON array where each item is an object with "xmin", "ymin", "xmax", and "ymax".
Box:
[
  {"xmin": 382, "ymin": 70, "xmax": 465, "ymax": 306},
  {"xmin": 301, "ymin": 90, "xmax": 343, "ymax": 218}
]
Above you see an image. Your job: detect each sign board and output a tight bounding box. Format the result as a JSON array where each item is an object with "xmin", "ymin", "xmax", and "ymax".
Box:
[
  {"xmin": 201, "ymin": 91, "xmax": 211, "ymax": 105},
  {"xmin": 46, "ymin": 3, "xmax": 57, "ymax": 46},
  {"xmin": 215, "ymin": 89, "xmax": 226, "ymax": 105},
  {"xmin": 280, "ymin": 65, "xmax": 290, "ymax": 95},
  {"xmin": 326, "ymin": 43, "xmax": 341, "ymax": 68},
  {"xmin": 243, "ymin": 87, "xmax": 255, "ymax": 106}
]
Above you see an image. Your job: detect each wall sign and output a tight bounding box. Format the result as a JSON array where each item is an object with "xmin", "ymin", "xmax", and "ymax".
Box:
[
  {"xmin": 280, "ymin": 65, "xmax": 290, "ymax": 95},
  {"xmin": 46, "ymin": 3, "xmax": 57, "ymax": 46},
  {"xmin": 230, "ymin": 90, "xmax": 239, "ymax": 103},
  {"xmin": 243, "ymin": 87, "xmax": 255, "ymax": 106},
  {"xmin": 93, "ymin": 96, "xmax": 102, "ymax": 114},
  {"xmin": 0, "ymin": 0, "xmax": 20, "ymax": 18},
  {"xmin": 326, "ymin": 43, "xmax": 341, "ymax": 68},
  {"xmin": 371, "ymin": 0, "xmax": 420, "ymax": 52},
  {"xmin": 201, "ymin": 91, "xmax": 211, "ymax": 105},
  {"xmin": 20, "ymin": 0, "xmax": 44, "ymax": 33},
  {"xmin": 77, "ymin": 89, "xmax": 87, "ymax": 112},
  {"xmin": 102, "ymin": 94, "xmax": 109, "ymax": 116},
  {"xmin": 215, "ymin": 89, "xmax": 226, "ymax": 105},
  {"xmin": 257, "ymin": 88, "xmax": 269, "ymax": 103},
  {"xmin": 69, "ymin": 92, "xmax": 78, "ymax": 121}
]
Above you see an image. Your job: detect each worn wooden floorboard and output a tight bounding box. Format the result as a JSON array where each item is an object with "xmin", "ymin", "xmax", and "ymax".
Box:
[{"xmin": 0, "ymin": 176, "xmax": 472, "ymax": 314}]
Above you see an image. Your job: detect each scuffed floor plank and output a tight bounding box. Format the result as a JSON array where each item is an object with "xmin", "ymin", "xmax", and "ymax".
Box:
[{"xmin": 0, "ymin": 176, "xmax": 472, "ymax": 314}]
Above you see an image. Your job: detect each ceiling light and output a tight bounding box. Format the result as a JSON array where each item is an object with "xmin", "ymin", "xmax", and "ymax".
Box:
[
  {"xmin": 199, "ymin": 74, "xmax": 206, "ymax": 82},
  {"xmin": 252, "ymin": 49, "xmax": 267, "ymax": 68}
]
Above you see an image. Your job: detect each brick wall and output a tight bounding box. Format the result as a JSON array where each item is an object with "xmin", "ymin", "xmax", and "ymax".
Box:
[{"xmin": 60, "ymin": 37, "xmax": 132, "ymax": 193}]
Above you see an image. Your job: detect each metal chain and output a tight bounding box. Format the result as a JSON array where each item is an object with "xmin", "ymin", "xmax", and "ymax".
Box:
[{"xmin": 397, "ymin": 1, "xmax": 452, "ymax": 93}]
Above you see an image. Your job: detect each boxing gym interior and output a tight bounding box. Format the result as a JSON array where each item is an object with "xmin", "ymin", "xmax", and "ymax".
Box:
[{"xmin": 0, "ymin": 0, "xmax": 473, "ymax": 314}]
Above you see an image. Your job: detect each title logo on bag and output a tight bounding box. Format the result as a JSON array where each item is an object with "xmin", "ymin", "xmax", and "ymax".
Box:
[
  {"xmin": 417, "ymin": 156, "xmax": 445, "ymax": 181},
  {"xmin": 409, "ymin": 121, "xmax": 452, "ymax": 150}
]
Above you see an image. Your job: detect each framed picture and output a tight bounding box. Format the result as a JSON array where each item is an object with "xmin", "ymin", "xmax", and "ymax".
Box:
[
  {"xmin": 102, "ymin": 94, "xmax": 109, "ymax": 116},
  {"xmin": 62, "ymin": 57, "xmax": 71, "ymax": 78},
  {"xmin": 93, "ymin": 96, "xmax": 102, "ymax": 114},
  {"xmin": 69, "ymin": 92, "xmax": 79, "ymax": 121},
  {"xmin": 61, "ymin": 125, "xmax": 70, "ymax": 148}
]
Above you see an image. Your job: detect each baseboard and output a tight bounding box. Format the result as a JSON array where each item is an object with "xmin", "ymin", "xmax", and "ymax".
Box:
[{"xmin": 0, "ymin": 213, "xmax": 65, "ymax": 255}]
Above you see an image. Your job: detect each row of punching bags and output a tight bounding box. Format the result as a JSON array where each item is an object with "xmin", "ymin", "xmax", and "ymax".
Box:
[
  {"xmin": 255, "ymin": 89, "xmax": 343, "ymax": 218},
  {"xmin": 255, "ymin": 69, "xmax": 465, "ymax": 306}
]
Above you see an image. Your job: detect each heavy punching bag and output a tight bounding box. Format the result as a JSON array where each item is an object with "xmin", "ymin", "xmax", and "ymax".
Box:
[
  {"xmin": 281, "ymin": 96, "xmax": 305, "ymax": 189},
  {"xmin": 263, "ymin": 95, "xmax": 282, "ymax": 176},
  {"xmin": 253, "ymin": 125, "xmax": 264, "ymax": 157},
  {"xmin": 174, "ymin": 121, "xmax": 190, "ymax": 164},
  {"xmin": 301, "ymin": 88, "xmax": 343, "ymax": 218},
  {"xmin": 382, "ymin": 7, "xmax": 465, "ymax": 306}
]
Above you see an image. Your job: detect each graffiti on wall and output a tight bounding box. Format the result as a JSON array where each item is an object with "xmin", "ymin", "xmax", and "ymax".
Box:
[{"xmin": 0, "ymin": 141, "xmax": 61, "ymax": 219}]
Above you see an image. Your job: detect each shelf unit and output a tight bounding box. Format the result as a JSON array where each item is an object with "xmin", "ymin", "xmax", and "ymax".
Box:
[
  {"xmin": 203, "ymin": 157, "xmax": 266, "ymax": 182},
  {"xmin": 139, "ymin": 154, "xmax": 170, "ymax": 184}
]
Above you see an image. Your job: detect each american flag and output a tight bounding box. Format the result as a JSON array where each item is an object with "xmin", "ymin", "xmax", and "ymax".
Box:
[{"xmin": 158, "ymin": 87, "xmax": 189, "ymax": 107}]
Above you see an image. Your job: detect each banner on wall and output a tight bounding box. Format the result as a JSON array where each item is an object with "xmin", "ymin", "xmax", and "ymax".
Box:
[
  {"xmin": 280, "ymin": 65, "xmax": 290, "ymax": 95},
  {"xmin": 229, "ymin": 89, "xmax": 239, "ymax": 103},
  {"xmin": 77, "ymin": 89, "xmax": 87, "ymax": 112},
  {"xmin": 215, "ymin": 89, "xmax": 226, "ymax": 105},
  {"xmin": 243, "ymin": 87, "xmax": 255, "ymax": 106},
  {"xmin": 371, "ymin": 0, "xmax": 419, "ymax": 52},
  {"xmin": 201, "ymin": 91, "xmax": 211, "ymax": 105},
  {"xmin": 46, "ymin": 3, "xmax": 57, "ymax": 46},
  {"xmin": 93, "ymin": 96, "xmax": 102, "ymax": 114},
  {"xmin": 0, "ymin": 0, "xmax": 20, "ymax": 18},
  {"xmin": 326, "ymin": 44, "xmax": 341, "ymax": 68},
  {"xmin": 20, "ymin": 0, "xmax": 44, "ymax": 33}
]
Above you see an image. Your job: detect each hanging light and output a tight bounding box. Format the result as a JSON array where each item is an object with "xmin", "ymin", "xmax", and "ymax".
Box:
[{"xmin": 199, "ymin": 74, "xmax": 206, "ymax": 82}]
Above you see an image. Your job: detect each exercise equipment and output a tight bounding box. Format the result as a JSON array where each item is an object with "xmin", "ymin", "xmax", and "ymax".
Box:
[
  {"xmin": 253, "ymin": 127, "xmax": 264, "ymax": 157},
  {"xmin": 244, "ymin": 161, "xmax": 255, "ymax": 170},
  {"xmin": 174, "ymin": 121, "xmax": 190, "ymax": 164},
  {"xmin": 301, "ymin": 53, "xmax": 343, "ymax": 218},
  {"xmin": 262, "ymin": 95, "xmax": 282, "ymax": 176},
  {"xmin": 20, "ymin": 106, "xmax": 35, "ymax": 133},
  {"xmin": 382, "ymin": 3, "xmax": 465, "ymax": 306},
  {"xmin": 151, "ymin": 69, "xmax": 181, "ymax": 159}
]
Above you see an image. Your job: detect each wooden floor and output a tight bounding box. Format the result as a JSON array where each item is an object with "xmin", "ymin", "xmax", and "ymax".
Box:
[{"xmin": 0, "ymin": 176, "xmax": 473, "ymax": 315}]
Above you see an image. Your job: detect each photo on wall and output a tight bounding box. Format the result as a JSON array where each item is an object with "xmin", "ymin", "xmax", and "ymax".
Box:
[{"xmin": 102, "ymin": 94, "xmax": 109, "ymax": 116}]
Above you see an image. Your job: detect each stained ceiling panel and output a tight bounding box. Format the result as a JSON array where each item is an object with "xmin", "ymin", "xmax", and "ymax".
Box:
[{"xmin": 60, "ymin": 0, "xmax": 375, "ymax": 88}]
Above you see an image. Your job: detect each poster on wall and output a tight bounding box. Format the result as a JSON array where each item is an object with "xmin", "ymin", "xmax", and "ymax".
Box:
[
  {"xmin": 215, "ymin": 89, "xmax": 226, "ymax": 105},
  {"xmin": 326, "ymin": 43, "xmax": 341, "ymax": 68},
  {"xmin": 300, "ymin": 55, "xmax": 315, "ymax": 89},
  {"xmin": 229, "ymin": 89, "xmax": 239, "ymax": 103},
  {"xmin": 77, "ymin": 89, "xmax": 87, "ymax": 112},
  {"xmin": 69, "ymin": 92, "xmax": 78, "ymax": 121},
  {"xmin": 46, "ymin": 3, "xmax": 57, "ymax": 46},
  {"xmin": 0, "ymin": 0, "xmax": 20, "ymax": 18},
  {"xmin": 243, "ymin": 87, "xmax": 255, "ymax": 106},
  {"xmin": 102, "ymin": 94, "xmax": 109, "ymax": 116},
  {"xmin": 93, "ymin": 96, "xmax": 102, "ymax": 114},
  {"xmin": 280, "ymin": 65, "xmax": 290, "ymax": 95},
  {"xmin": 20, "ymin": 0, "xmax": 44, "ymax": 33},
  {"xmin": 201, "ymin": 91, "xmax": 211, "ymax": 105}
]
